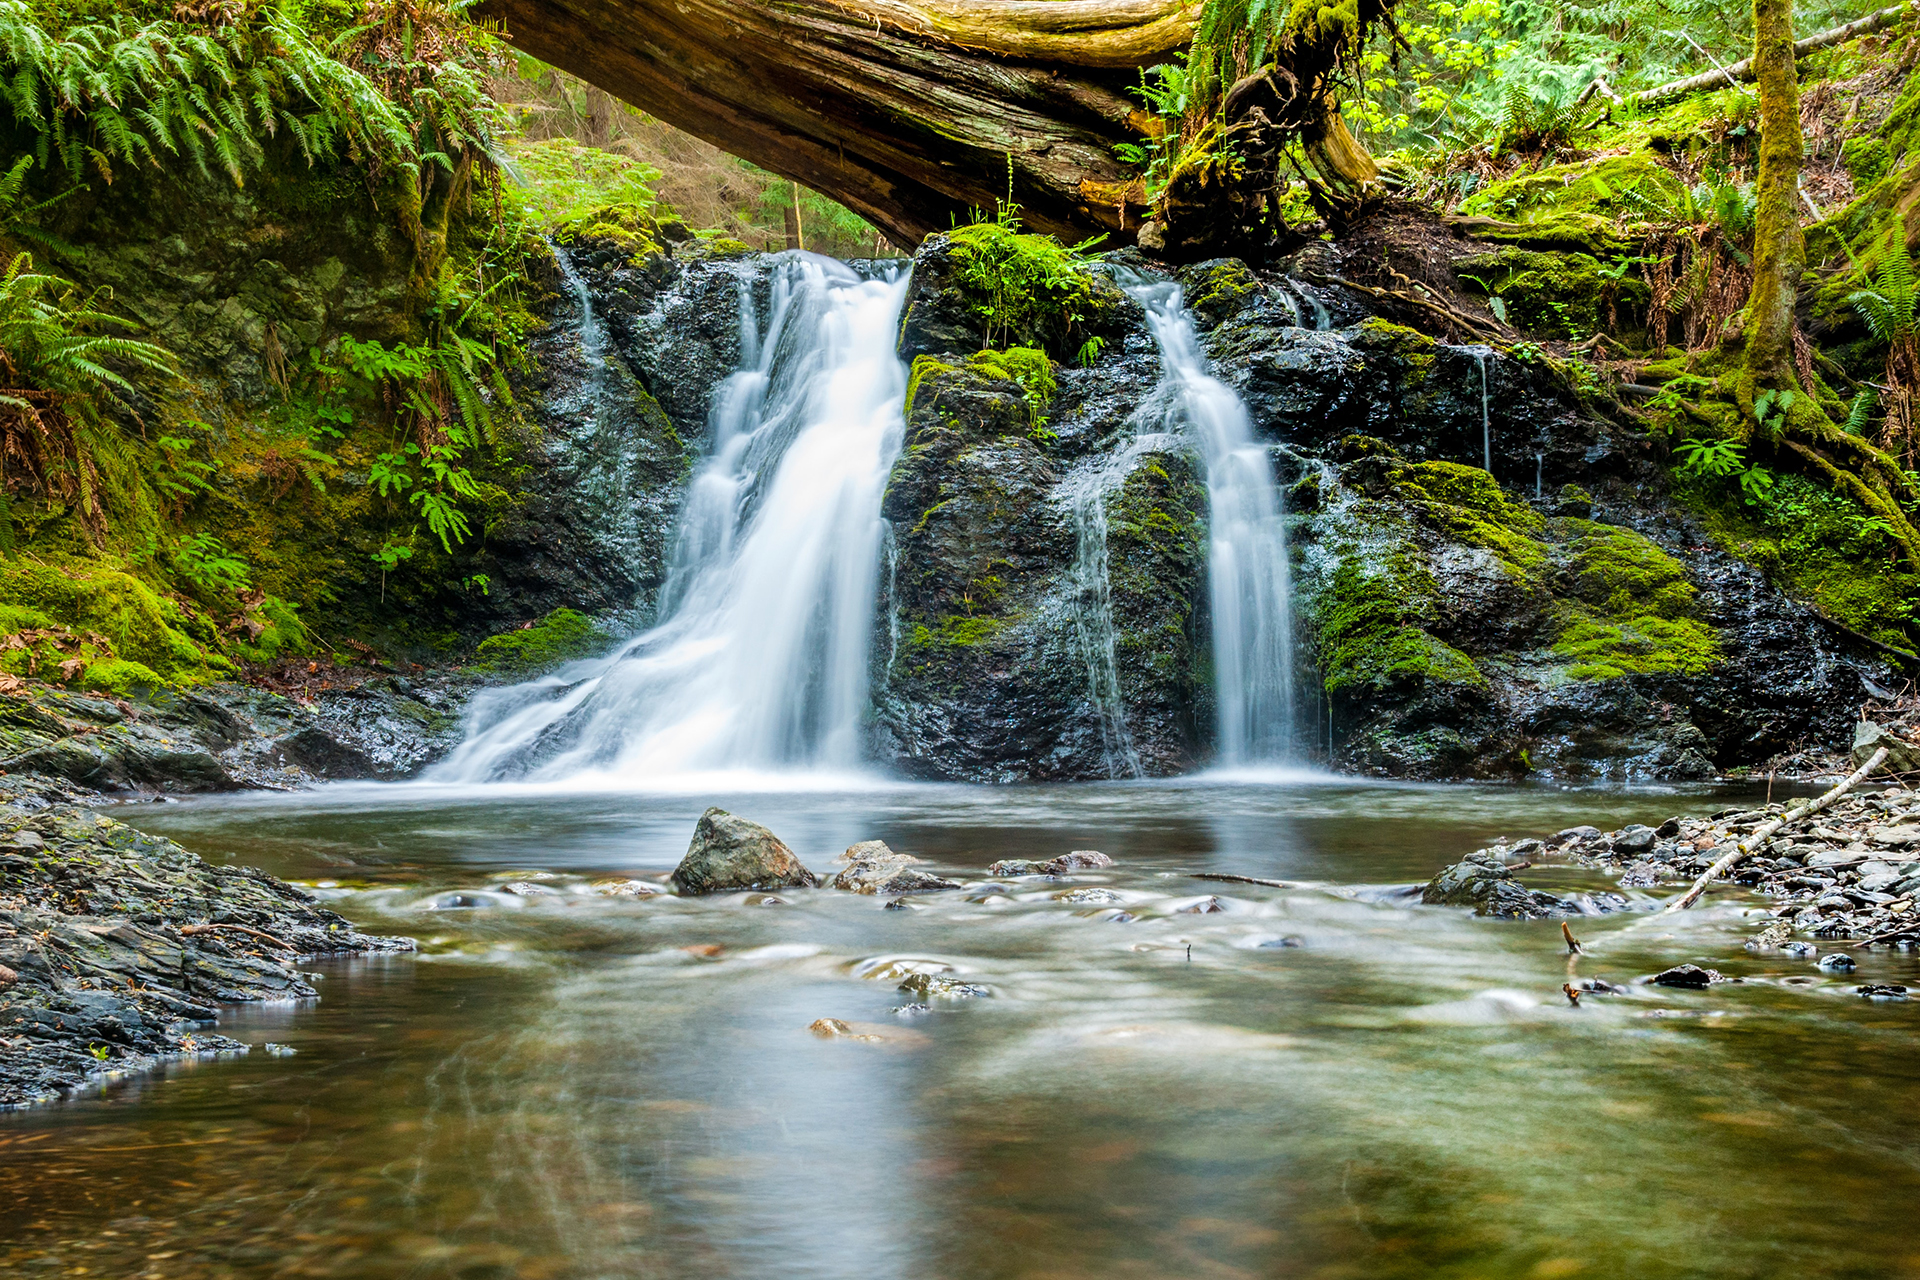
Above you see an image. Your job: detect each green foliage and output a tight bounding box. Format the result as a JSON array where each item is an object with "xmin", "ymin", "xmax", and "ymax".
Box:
[
  {"xmin": 504, "ymin": 137, "xmax": 661, "ymax": 230},
  {"xmin": 945, "ymin": 220, "xmax": 1113, "ymax": 359},
  {"xmin": 968, "ymin": 347, "xmax": 1056, "ymax": 426},
  {"xmin": 1849, "ymin": 218, "xmax": 1918, "ymax": 345},
  {"xmin": 0, "ymin": 0, "xmax": 424, "ymax": 186},
  {"xmin": 471, "ymin": 606, "xmax": 604, "ymax": 673},
  {"xmin": 1675, "ymin": 432, "xmax": 1775, "ymax": 505},
  {"xmin": 174, "ymin": 531, "xmax": 251, "ymax": 596},
  {"xmin": 0, "ymin": 557, "xmax": 226, "ymax": 684},
  {"xmin": 1496, "ymin": 85, "xmax": 1584, "ymax": 156}
]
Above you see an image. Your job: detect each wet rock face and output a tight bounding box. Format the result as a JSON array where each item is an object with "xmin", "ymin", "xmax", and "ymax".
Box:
[
  {"xmin": 478, "ymin": 243, "xmax": 769, "ymax": 626},
  {"xmin": 874, "ymin": 271, "xmax": 1209, "ymax": 781},
  {"xmin": 0, "ymin": 806, "xmax": 412, "ymax": 1107},
  {"xmin": 671, "ymin": 808, "xmax": 818, "ymax": 895},
  {"xmin": 829, "ymin": 841, "xmax": 961, "ymax": 895}
]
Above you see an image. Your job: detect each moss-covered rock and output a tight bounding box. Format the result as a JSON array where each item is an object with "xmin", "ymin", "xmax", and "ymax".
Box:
[
  {"xmin": 1454, "ymin": 246, "xmax": 1650, "ymax": 339},
  {"xmin": 471, "ymin": 608, "xmax": 607, "ymax": 674}
]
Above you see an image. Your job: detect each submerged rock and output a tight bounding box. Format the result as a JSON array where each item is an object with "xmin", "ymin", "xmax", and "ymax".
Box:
[
  {"xmin": 829, "ymin": 840, "xmax": 961, "ymax": 895},
  {"xmin": 897, "ymin": 972, "xmax": 988, "ymax": 999},
  {"xmin": 1649, "ymin": 964, "xmax": 1722, "ymax": 988},
  {"xmin": 669, "ymin": 808, "xmax": 818, "ymax": 895},
  {"xmin": 1420, "ymin": 853, "xmax": 1624, "ymax": 919}
]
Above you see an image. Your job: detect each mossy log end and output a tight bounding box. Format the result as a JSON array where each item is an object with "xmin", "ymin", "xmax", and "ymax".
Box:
[{"xmin": 477, "ymin": 0, "xmax": 1202, "ymax": 246}]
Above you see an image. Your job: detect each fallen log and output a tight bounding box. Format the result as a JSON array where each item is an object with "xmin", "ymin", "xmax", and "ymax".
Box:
[
  {"xmin": 1664, "ymin": 745, "xmax": 1889, "ymax": 912},
  {"xmin": 1620, "ymin": 4, "xmax": 1915, "ymax": 108}
]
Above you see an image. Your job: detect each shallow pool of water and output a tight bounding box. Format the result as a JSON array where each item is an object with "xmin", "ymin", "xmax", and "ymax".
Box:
[{"xmin": 4, "ymin": 776, "xmax": 1918, "ymax": 1280}]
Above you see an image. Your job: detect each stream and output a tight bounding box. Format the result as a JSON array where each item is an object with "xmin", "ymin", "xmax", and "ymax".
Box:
[{"xmin": 4, "ymin": 778, "xmax": 1919, "ymax": 1278}]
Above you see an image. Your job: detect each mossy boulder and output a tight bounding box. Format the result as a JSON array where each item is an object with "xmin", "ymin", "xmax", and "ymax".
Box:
[
  {"xmin": 897, "ymin": 228, "xmax": 1126, "ymax": 363},
  {"xmin": 471, "ymin": 608, "xmax": 607, "ymax": 674},
  {"xmin": 0, "ymin": 560, "xmax": 226, "ymax": 687},
  {"xmin": 1454, "ymin": 246, "xmax": 1650, "ymax": 339}
]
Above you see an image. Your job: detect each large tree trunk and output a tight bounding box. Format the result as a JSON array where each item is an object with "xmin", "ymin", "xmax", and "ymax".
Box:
[
  {"xmin": 1741, "ymin": 0, "xmax": 1805, "ymax": 388},
  {"xmin": 476, "ymin": 0, "xmax": 1201, "ymax": 247}
]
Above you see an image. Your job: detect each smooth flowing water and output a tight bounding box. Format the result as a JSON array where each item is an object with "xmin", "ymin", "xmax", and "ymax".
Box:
[
  {"xmin": 8, "ymin": 780, "xmax": 1920, "ymax": 1280},
  {"xmin": 1128, "ymin": 282, "xmax": 1296, "ymax": 764},
  {"xmin": 431, "ymin": 256, "xmax": 909, "ymax": 786}
]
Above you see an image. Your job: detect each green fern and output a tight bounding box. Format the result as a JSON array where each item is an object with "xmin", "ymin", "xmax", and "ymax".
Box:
[
  {"xmin": 1849, "ymin": 217, "xmax": 1918, "ymax": 345},
  {"xmin": 0, "ymin": 0, "xmax": 495, "ymax": 190}
]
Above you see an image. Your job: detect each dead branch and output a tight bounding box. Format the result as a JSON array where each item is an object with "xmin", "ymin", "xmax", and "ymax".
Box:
[
  {"xmin": 1664, "ymin": 745, "xmax": 1890, "ymax": 912},
  {"xmin": 1631, "ymin": 4, "xmax": 1916, "ymax": 108}
]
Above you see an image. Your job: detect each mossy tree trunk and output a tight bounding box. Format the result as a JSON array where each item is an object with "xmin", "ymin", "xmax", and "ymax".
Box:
[
  {"xmin": 1732, "ymin": 0, "xmax": 1920, "ymax": 577},
  {"xmin": 1740, "ymin": 0, "xmax": 1803, "ymax": 391},
  {"xmin": 476, "ymin": 0, "xmax": 1203, "ymax": 247}
]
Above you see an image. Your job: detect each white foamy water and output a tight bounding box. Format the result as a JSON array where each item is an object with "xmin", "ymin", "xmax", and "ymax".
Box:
[
  {"xmin": 429, "ymin": 254, "xmax": 909, "ymax": 785},
  {"xmin": 1126, "ymin": 280, "xmax": 1296, "ymax": 765}
]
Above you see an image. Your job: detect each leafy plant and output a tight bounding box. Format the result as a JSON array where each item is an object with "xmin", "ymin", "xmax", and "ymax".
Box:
[
  {"xmin": 1847, "ymin": 217, "xmax": 1918, "ymax": 466},
  {"xmin": 175, "ymin": 531, "xmax": 251, "ymax": 595},
  {"xmin": 0, "ymin": 252, "xmax": 177, "ymax": 534}
]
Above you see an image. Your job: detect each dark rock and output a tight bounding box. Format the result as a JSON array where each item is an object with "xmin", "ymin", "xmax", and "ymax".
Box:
[
  {"xmin": 1612, "ymin": 825, "xmax": 1658, "ymax": 855},
  {"xmin": 1816, "ymin": 953, "xmax": 1856, "ymax": 972},
  {"xmin": 1576, "ymin": 978, "xmax": 1629, "ymax": 995},
  {"xmin": 1420, "ymin": 854, "xmax": 1608, "ymax": 919},
  {"xmin": 669, "ymin": 808, "xmax": 818, "ymax": 895},
  {"xmin": 0, "ymin": 805, "xmax": 410, "ymax": 1108},
  {"xmin": 1649, "ymin": 964, "xmax": 1721, "ymax": 989},
  {"xmin": 1048, "ymin": 850, "xmax": 1114, "ymax": 870},
  {"xmin": 1257, "ymin": 936, "xmax": 1306, "ymax": 948},
  {"xmin": 1857, "ymin": 984, "xmax": 1910, "ymax": 999},
  {"xmin": 1655, "ymin": 817, "xmax": 1683, "ymax": 838}
]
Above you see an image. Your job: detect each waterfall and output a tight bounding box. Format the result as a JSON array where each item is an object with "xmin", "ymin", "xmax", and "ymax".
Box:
[
  {"xmin": 428, "ymin": 254, "xmax": 910, "ymax": 785},
  {"xmin": 1125, "ymin": 280, "xmax": 1296, "ymax": 766},
  {"xmin": 1060, "ymin": 436, "xmax": 1178, "ymax": 779}
]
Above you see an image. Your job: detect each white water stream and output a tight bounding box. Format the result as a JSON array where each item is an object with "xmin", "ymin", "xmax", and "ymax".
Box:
[
  {"xmin": 1126, "ymin": 280, "xmax": 1297, "ymax": 765},
  {"xmin": 429, "ymin": 254, "xmax": 909, "ymax": 785}
]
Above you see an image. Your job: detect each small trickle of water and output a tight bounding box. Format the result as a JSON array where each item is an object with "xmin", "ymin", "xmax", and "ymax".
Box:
[
  {"xmin": 1475, "ymin": 350, "xmax": 1492, "ymax": 475},
  {"xmin": 1124, "ymin": 278, "xmax": 1296, "ymax": 765},
  {"xmin": 1059, "ymin": 437, "xmax": 1178, "ymax": 779},
  {"xmin": 431, "ymin": 255, "xmax": 910, "ymax": 785},
  {"xmin": 1535, "ymin": 453, "xmax": 1544, "ymax": 501}
]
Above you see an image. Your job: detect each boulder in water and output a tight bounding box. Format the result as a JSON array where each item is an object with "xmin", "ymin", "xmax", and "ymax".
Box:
[
  {"xmin": 1420, "ymin": 854, "xmax": 1621, "ymax": 919},
  {"xmin": 670, "ymin": 808, "xmax": 818, "ymax": 895},
  {"xmin": 830, "ymin": 840, "xmax": 961, "ymax": 895}
]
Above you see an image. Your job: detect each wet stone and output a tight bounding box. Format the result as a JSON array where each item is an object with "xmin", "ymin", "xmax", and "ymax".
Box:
[
  {"xmin": 1551, "ymin": 826, "xmax": 1602, "ymax": 846},
  {"xmin": 1612, "ymin": 826, "xmax": 1658, "ymax": 856},
  {"xmin": 897, "ymin": 972, "xmax": 988, "ymax": 1000},
  {"xmin": 830, "ymin": 840, "xmax": 962, "ymax": 895},
  {"xmin": 670, "ymin": 808, "xmax": 817, "ymax": 895},
  {"xmin": 1257, "ymin": 936, "xmax": 1305, "ymax": 949},
  {"xmin": 1858, "ymin": 984, "xmax": 1910, "ymax": 1000},
  {"xmin": 1649, "ymin": 964, "xmax": 1722, "ymax": 989},
  {"xmin": 1056, "ymin": 887, "xmax": 1122, "ymax": 905},
  {"xmin": 1817, "ymin": 953, "xmax": 1857, "ymax": 972},
  {"xmin": 1176, "ymin": 896, "xmax": 1226, "ymax": 914},
  {"xmin": 498, "ymin": 881, "xmax": 560, "ymax": 897}
]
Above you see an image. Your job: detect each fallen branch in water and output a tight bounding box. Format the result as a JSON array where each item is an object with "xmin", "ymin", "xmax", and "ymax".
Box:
[
  {"xmin": 1664, "ymin": 746, "xmax": 1890, "ymax": 912},
  {"xmin": 1561, "ymin": 922, "xmax": 1584, "ymax": 954},
  {"xmin": 1191, "ymin": 873, "xmax": 1295, "ymax": 889}
]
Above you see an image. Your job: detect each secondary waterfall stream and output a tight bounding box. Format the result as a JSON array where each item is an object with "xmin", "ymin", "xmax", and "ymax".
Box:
[
  {"xmin": 1125, "ymin": 279, "xmax": 1297, "ymax": 766},
  {"xmin": 430, "ymin": 254, "xmax": 909, "ymax": 785}
]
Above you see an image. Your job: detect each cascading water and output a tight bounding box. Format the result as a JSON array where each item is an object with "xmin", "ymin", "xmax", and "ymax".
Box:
[
  {"xmin": 429, "ymin": 254, "xmax": 910, "ymax": 785},
  {"xmin": 1060, "ymin": 435, "xmax": 1178, "ymax": 779},
  {"xmin": 1125, "ymin": 279, "xmax": 1296, "ymax": 765}
]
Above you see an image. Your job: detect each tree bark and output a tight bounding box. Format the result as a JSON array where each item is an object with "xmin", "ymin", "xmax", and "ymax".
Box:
[
  {"xmin": 476, "ymin": 0, "xmax": 1198, "ymax": 246},
  {"xmin": 1741, "ymin": 0, "xmax": 1805, "ymax": 389}
]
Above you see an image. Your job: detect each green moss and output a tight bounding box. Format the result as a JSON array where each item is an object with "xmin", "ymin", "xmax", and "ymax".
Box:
[
  {"xmin": 968, "ymin": 347, "xmax": 1056, "ymax": 424},
  {"xmin": 904, "ymin": 614, "xmax": 1007, "ymax": 651},
  {"xmin": 471, "ymin": 607, "xmax": 606, "ymax": 674},
  {"xmin": 1185, "ymin": 259, "xmax": 1260, "ymax": 326},
  {"xmin": 1462, "ymin": 151, "xmax": 1685, "ymax": 229},
  {"xmin": 1454, "ymin": 246, "xmax": 1649, "ymax": 339},
  {"xmin": 0, "ymin": 560, "xmax": 224, "ymax": 684},
  {"xmin": 551, "ymin": 202, "xmax": 662, "ymax": 258},
  {"xmin": 1558, "ymin": 521, "xmax": 1695, "ymax": 618},
  {"xmin": 904, "ymin": 355, "xmax": 959, "ymax": 422},
  {"xmin": 1842, "ymin": 137, "xmax": 1891, "ymax": 189},
  {"xmin": 77, "ymin": 658, "xmax": 167, "ymax": 695},
  {"xmin": 1317, "ymin": 558, "xmax": 1485, "ymax": 695},
  {"xmin": 1553, "ymin": 615, "xmax": 1719, "ymax": 679}
]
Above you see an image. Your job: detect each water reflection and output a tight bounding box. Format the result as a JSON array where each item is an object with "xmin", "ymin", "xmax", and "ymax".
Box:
[{"xmin": 1, "ymin": 778, "xmax": 1912, "ymax": 1279}]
